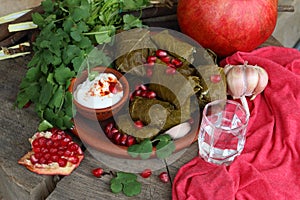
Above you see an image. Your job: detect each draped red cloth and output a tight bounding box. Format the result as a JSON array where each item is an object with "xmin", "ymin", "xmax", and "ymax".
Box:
[{"xmin": 172, "ymin": 47, "xmax": 300, "ymax": 200}]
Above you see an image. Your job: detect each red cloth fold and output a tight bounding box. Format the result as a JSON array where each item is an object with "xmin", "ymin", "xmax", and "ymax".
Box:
[{"xmin": 172, "ymin": 46, "xmax": 300, "ymax": 200}]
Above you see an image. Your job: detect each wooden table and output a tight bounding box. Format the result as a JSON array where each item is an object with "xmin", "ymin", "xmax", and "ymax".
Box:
[{"xmin": 0, "ymin": 36, "xmax": 282, "ymax": 200}]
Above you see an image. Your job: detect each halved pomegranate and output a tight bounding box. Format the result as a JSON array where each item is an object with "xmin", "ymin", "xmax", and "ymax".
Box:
[{"xmin": 18, "ymin": 128, "xmax": 84, "ymax": 175}]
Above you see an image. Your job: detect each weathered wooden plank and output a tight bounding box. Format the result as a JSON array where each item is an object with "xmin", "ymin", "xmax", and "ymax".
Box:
[
  {"xmin": 46, "ymin": 151, "xmax": 173, "ymax": 200},
  {"xmin": 0, "ymin": 56, "xmax": 58, "ymax": 200}
]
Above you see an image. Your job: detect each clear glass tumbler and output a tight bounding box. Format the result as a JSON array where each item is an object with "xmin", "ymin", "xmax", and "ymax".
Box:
[{"xmin": 198, "ymin": 99, "xmax": 249, "ymax": 165}]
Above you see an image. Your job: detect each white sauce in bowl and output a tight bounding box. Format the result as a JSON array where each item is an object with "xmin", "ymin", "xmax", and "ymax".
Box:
[{"xmin": 74, "ymin": 73, "xmax": 123, "ymax": 109}]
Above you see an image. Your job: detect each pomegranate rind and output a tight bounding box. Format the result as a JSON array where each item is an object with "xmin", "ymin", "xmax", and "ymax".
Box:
[
  {"xmin": 18, "ymin": 151, "xmax": 84, "ymax": 176},
  {"xmin": 18, "ymin": 130, "xmax": 84, "ymax": 176}
]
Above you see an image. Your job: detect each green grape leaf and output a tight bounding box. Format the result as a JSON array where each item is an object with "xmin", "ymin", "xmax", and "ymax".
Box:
[{"xmin": 127, "ymin": 139, "xmax": 152, "ymax": 159}]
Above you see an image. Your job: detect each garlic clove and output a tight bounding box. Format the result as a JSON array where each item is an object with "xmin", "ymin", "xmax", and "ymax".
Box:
[
  {"xmin": 244, "ymin": 66, "xmax": 259, "ymax": 96},
  {"xmin": 223, "ymin": 64, "xmax": 234, "ymax": 75},
  {"xmin": 251, "ymin": 66, "xmax": 269, "ymax": 100},
  {"xmin": 164, "ymin": 122, "xmax": 191, "ymax": 140},
  {"xmin": 226, "ymin": 65, "xmax": 247, "ymax": 99}
]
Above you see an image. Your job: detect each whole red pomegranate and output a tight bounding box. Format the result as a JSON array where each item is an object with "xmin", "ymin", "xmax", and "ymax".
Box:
[{"xmin": 177, "ymin": 0, "xmax": 278, "ymax": 57}]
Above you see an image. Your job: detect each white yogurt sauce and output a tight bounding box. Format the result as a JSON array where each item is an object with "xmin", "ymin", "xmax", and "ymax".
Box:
[{"xmin": 74, "ymin": 73, "xmax": 123, "ymax": 109}]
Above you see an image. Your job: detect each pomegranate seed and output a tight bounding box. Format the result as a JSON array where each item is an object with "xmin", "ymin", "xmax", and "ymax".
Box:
[
  {"xmin": 60, "ymin": 137, "xmax": 71, "ymax": 146},
  {"xmin": 167, "ymin": 63, "xmax": 176, "ymax": 68},
  {"xmin": 68, "ymin": 143, "xmax": 79, "ymax": 152},
  {"xmin": 140, "ymin": 90, "xmax": 148, "ymax": 97},
  {"xmin": 146, "ymin": 68, "xmax": 153, "ymax": 77},
  {"xmin": 44, "ymin": 153, "xmax": 51, "ymax": 161},
  {"xmin": 145, "ymin": 61, "xmax": 155, "ymax": 67},
  {"xmin": 77, "ymin": 147, "xmax": 84, "ymax": 156},
  {"xmin": 46, "ymin": 139, "xmax": 53, "ymax": 147},
  {"xmin": 126, "ymin": 135, "xmax": 136, "ymax": 147},
  {"xmin": 140, "ymin": 169, "xmax": 152, "ymax": 178},
  {"xmin": 156, "ymin": 49, "xmax": 167, "ymax": 57},
  {"xmin": 30, "ymin": 154, "xmax": 39, "ymax": 164},
  {"xmin": 50, "ymin": 127, "xmax": 60, "ymax": 134},
  {"xmin": 32, "ymin": 139, "xmax": 40, "ymax": 148},
  {"xmin": 33, "ymin": 147, "xmax": 41, "ymax": 153},
  {"xmin": 159, "ymin": 172, "xmax": 169, "ymax": 183},
  {"xmin": 134, "ymin": 120, "xmax": 144, "ymax": 128},
  {"xmin": 57, "ymin": 150, "xmax": 64, "ymax": 156},
  {"xmin": 39, "ymin": 157, "xmax": 47, "ymax": 165},
  {"xmin": 41, "ymin": 147, "xmax": 49, "ymax": 154},
  {"xmin": 146, "ymin": 91, "xmax": 156, "ymax": 99},
  {"xmin": 51, "ymin": 155, "xmax": 59, "ymax": 162},
  {"xmin": 147, "ymin": 56, "xmax": 157, "ymax": 63},
  {"xmin": 113, "ymin": 132, "xmax": 122, "ymax": 145},
  {"xmin": 37, "ymin": 137, "xmax": 47, "ymax": 146},
  {"xmin": 119, "ymin": 134, "xmax": 128, "ymax": 146},
  {"xmin": 53, "ymin": 141, "xmax": 60, "ymax": 148},
  {"xmin": 51, "ymin": 133, "xmax": 63, "ymax": 141},
  {"xmin": 105, "ymin": 122, "xmax": 114, "ymax": 134},
  {"xmin": 210, "ymin": 74, "xmax": 221, "ymax": 83},
  {"xmin": 64, "ymin": 150, "xmax": 72, "ymax": 157},
  {"xmin": 69, "ymin": 156, "xmax": 79, "ymax": 164},
  {"xmin": 109, "ymin": 82, "xmax": 118, "ymax": 94},
  {"xmin": 134, "ymin": 90, "xmax": 142, "ymax": 97},
  {"xmin": 171, "ymin": 58, "xmax": 183, "ymax": 68},
  {"xmin": 138, "ymin": 84, "xmax": 147, "ymax": 91},
  {"xmin": 49, "ymin": 147, "xmax": 58, "ymax": 154},
  {"xmin": 92, "ymin": 168, "xmax": 104, "ymax": 178},
  {"xmin": 35, "ymin": 152, "xmax": 43, "ymax": 159},
  {"xmin": 165, "ymin": 67, "xmax": 176, "ymax": 75},
  {"xmin": 58, "ymin": 158, "xmax": 68, "ymax": 167},
  {"xmin": 160, "ymin": 56, "xmax": 171, "ymax": 63}
]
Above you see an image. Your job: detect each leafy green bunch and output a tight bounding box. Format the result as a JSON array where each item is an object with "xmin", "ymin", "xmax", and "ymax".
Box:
[{"xmin": 16, "ymin": 0, "xmax": 148, "ymax": 130}]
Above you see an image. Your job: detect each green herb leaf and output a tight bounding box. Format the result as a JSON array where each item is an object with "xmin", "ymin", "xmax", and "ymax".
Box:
[
  {"xmin": 32, "ymin": 12, "xmax": 44, "ymax": 27},
  {"xmin": 110, "ymin": 172, "xmax": 141, "ymax": 197},
  {"xmin": 38, "ymin": 120, "xmax": 53, "ymax": 131},
  {"xmin": 155, "ymin": 135, "xmax": 176, "ymax": 159},
  {"xmin": 54, "ymin": 66, "xmax": 75, "ymax": 85},
  {"xmin": 123, "ymin": 180, "xmax": 142, "ymax": 197},
  {"xmin": 127, "ymin": 139, "xmax": 152, "ymax": 159},
  {"xmin": 123, "ymin": 14, "xmax": 143, "ymax": 30},
  {"xmin": 41, "ymin": 0, "xmax": 54, "ymax": 13},
  {"xmin": 110, "ymin": 179, "xmax": 123, "ymax": 194}
]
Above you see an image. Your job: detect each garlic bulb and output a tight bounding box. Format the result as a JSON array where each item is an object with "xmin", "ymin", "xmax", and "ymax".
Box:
[
  {"xmin": 224, "ymin": 62, "xmax": 269, "ymax": 100},
  {"xmin": 224, "ymin": 62, "xmax": 269, "ymax": 118}
]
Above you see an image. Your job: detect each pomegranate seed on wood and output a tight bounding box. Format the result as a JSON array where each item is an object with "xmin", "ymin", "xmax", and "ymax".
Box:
[
  {"xmin": 92, "ymin": 168, "xmax": 104, "ymax": 178},
  {"xmin": 159, "ymin": 172, "xmax": 169, "ymax": 183},
  {"xmin": 140, "ymin": 169, "xmax": 152, "ymax": 178}
]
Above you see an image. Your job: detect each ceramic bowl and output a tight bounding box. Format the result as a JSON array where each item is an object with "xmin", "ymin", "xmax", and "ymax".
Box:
[{"xmin": 72, "ymin": 66, "xmax": 129, "ymax": 121}]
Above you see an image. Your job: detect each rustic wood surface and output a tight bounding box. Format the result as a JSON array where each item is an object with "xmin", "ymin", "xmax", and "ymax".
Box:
[{"xmin": 0, "ymin": 35, "xmax": 282, "ymax": 200}]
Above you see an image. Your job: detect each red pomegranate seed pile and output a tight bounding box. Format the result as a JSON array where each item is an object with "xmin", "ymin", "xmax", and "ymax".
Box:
[
  {"xmin": 104, "ymin": 122, "xmax": 137, "ymax": 147},
  {"xmin": 130, "ymin": 84, "xmax": 156, "ymax": 101},
  {"xmin": 30, "ymin": 128, "xmax": 83, "ymax": 167},
  {"xmin": 145, "ymin": 49, "xmax": 183, "ymax": 76}
]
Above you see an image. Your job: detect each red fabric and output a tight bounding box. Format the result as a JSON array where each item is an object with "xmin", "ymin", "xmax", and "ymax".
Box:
[{"xmin": 172, "ymin": 46, "xmax": 300, "ymax": 200}]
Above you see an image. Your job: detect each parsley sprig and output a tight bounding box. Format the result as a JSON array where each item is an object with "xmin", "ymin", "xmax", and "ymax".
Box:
[{"xmin": 16, "ymin": 0, "xmax": 147, "ymax": 130}]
